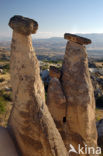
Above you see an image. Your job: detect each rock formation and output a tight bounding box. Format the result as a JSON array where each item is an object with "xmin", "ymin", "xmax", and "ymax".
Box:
[
  {"xmin": 47, "ymin": 77, "xmax": 66, "ymax": 130},
  {"xmin": 47, "ymin": 33, "xmax": 98, "ymax": 155},
  {"xmin": 49, "ymin": 66, "xmax": 61, "ymax": 79},
  {"xmin": 96, "ymin": 119, "xmax": 103, "ymax": 151},
  {"xmin": 64, "ymin": 33, "xmax": 91, "ymax": 45},
  {"xmin": 6, "ymin": 15, "xmax": 98, "ymax": 156},
  {"xmin": 8, "ymin": 15, "xmax": 67, "ymax": 156},
  {"xmin": 0, "ymin": 127, "xmax": 18, "ymax": 156},
  {"xmin": 62, "ymin": 33, "xmax": 97, "ymax": 154}
]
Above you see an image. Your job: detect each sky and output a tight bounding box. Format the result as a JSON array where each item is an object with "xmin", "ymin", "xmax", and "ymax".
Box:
[{"xmin": 0, "ymin": 0, "xmax": 103, "ymax": 38}]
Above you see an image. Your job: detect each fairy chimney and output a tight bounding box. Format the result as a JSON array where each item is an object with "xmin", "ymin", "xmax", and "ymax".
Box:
[
  {"xmin": 8, "ymin": 15, "xmax": 67, "ymax": 156},
  {"xmin": 62, "ymin": 33, "xmax": 97, "ymax": 154},
  {"xmin": 47, "ymin": 33, "xmax": 98, "ymax": 155}
]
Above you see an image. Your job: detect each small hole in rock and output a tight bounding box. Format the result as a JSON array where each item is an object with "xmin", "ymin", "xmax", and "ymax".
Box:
[{"xmin": 63, "ymin": 117, "xmax": 66, "ymax": 123}]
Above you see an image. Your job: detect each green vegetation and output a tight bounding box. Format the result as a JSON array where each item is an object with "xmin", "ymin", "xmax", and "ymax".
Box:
[
  {"xmin": 41, "ymin": 59, "xmax": 63, "ymax": 70},
  {"xmin": 41, "ymin": 64, "xmax": 49, "ymax": 70},
  {"xmin": 3, "ymin": 93, "xmax": 12, "ymax": 101},
  {"xmin": 0, "ymin": 90, "xmax": 12, "ymax": 114},
  {"xmin": 96, "ymin": 116, "xmax": 101, "ymax": 121},
  {"xmin": 43, "ymin": 59, "xmax": 62, "ymax": 64},
  {"xmin": 0, "ymin": 60, "xmax": 11, "ymax": 114},
  {"xmin": 0, "ymin": 96, "xmax": 6, "ymax": 113},
  {"xmin": 2, "ymin": 63, "xmax": 10, "ymax": 73}
]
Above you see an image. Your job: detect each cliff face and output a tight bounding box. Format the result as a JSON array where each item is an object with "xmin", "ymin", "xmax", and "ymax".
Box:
[{"xmin": 7, "ymin": 15, "xmax": 98, "ymax": 156}]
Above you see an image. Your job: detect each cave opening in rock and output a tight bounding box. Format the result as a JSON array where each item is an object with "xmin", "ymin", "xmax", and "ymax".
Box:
[{"xmin": 63, "ymin": 117, "xmax": 66, "ymax": 123}]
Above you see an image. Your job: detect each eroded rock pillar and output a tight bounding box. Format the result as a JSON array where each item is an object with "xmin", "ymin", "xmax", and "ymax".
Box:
[
  {"xmin": 62, "ymin": 33, "xmax": 98, "ymax": 155},
  {"xmin": 47, "ymin": 33, "xmax": 98, "ymax": 156},
  {"xmin": 8, "ymin": 15, "xmax": 67, "ymax": 156}
]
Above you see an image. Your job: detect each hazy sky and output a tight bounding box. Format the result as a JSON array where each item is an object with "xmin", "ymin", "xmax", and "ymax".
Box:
[{"xmin": 0, "ymin": 0, "xmax": 103, "ymax": 38}]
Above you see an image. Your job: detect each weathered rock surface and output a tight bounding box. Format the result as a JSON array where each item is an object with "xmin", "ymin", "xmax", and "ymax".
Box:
[
  {"xmin": 64, "ymin": 33, "xmax": 91, "ymax": 45},
  {"xmin": 47, "ymin": 34, "xmax": 98, "ymax": 155},
  {"xmin": 0, "ymin": 127, "xmax": 18, "ymax": 156},
  {"xmin": 9, "ymin": 15, "xmax": 38, "ymax": 35},
  {"xmin": 96, "ymin": 119, "xmax": 103, "ymax": 151},
  {"xmin": 62, "ymin": 40, "xmax": 97, "ymax": 154},
  {"xmin": 47, "ymin": 78, "xmax": 68, "ymax": 146},
  {"xmin": 8, "ymin": 16, "xmax": 67, "ymax": 156},
  {"xmin": 47, "ymin": 78, "xmax": 66, "ymax": 123},
  {"xmin": 7, "ymin": 15, "xmax": 98, "ymax": 156},
  {"xmin": 49, "ymin": 66, "xmax": 61, "ymax": 79}
]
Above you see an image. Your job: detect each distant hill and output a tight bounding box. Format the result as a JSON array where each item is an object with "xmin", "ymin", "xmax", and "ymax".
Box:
[
  {"xmin": 33, "ymin": 37, "xmax": 66, "ymax": 53},
  {"xmin": 77, "ymin": 33, "xmax": 103, "ymax": 50},
  {"xmin": 0, "ymin": 33, "xmax": 103, "ymax": 58},
  {"xmin": 33, "ymin": 33, "xmax": 103, "ymax": 51}
]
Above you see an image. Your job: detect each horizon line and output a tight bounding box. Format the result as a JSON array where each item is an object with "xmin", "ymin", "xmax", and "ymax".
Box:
[{"xmin": 0, "ymin": 32, "xmax": 103, "ymax": 40}]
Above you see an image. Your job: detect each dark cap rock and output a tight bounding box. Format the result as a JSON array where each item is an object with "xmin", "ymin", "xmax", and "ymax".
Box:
[
  {"xmin": 64, "ymin": 33, "xmax": 91, "ymax": 45},
  {"xmin": 50, "ymin": 66, "xmax": 61, "ymax": 79},
  {"xmin": 9, "ymin": 15, "xmax": 38, "ymax": 35}
]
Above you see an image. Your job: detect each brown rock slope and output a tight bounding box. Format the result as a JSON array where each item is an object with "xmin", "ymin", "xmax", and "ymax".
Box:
[{"xmin": 8, "ymin": 16, "xmax": 67, "ymax": 156}]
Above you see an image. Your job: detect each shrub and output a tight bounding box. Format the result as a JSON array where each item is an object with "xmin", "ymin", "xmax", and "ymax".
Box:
[
  {"xmin": 41, "ymin": 65, "xmax": 49, "ymax": 70},
  {"xmin": 96, "ymin": 116, "xmax": 101, "ymax": 121},
  {"xmin": 3, "ymin": 93, "xmax": 12, "ymax": 101},
  {"xmin": 0, "ymin": 96, "xmax": 6, "ymax": 113},
  {"xmin": 43, "ymin": 60, "xmax": 62, "ymax": 64},
  {"xmin": 2, "ymin": 64, "xmax": 10, "ymax": 73},
  {"xmin": 0, "ymin": 78, "xmax": 5, "ymax": 82},
  {"xmin": 0, "ymin": 90, "xmax": 12, "ymax": 114}
]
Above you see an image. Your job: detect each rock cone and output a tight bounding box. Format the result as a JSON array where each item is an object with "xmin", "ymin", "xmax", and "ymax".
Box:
[
  {"xmin": 8, "ymin": 15, "xmax": 67, "ymax": 156},
  {"xmin": 47, "ymin": 34, "xmax": 98, "ymax": 156}
]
